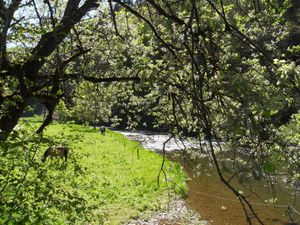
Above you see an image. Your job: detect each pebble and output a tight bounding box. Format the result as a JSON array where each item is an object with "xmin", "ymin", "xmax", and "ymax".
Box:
[{"xmin": 126, "ymin": 198, "xmax": 207, "ymax": 225}]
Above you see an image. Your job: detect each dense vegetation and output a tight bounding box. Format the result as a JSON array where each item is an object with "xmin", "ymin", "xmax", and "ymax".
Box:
[
  {"xmin": 1, "ymin": 0, "xmax": 299, "ymax": 224},
  {"xmin": 0, "ymin": 117, "xmax": 186, "ymax": 224}
]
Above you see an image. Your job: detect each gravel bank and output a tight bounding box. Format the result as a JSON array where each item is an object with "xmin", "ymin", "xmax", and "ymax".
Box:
[{"xmin": 126, "ymin": 197, "xmax": 207, "ymax": 225}]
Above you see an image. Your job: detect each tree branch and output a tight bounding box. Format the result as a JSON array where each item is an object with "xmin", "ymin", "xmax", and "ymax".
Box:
[
  {"xmin": 82, "ymin": 75, "xmax": 140, "ymax": 83},
  {"xmin": 32, "ymin": 0, "xmax": 43, "ymax": 28},
  {"xmin": 112, "ymin": 0, "xmax": 179, "ymax": 58},
  {"xmin": 145, "ymin": 0, "xmax": 185, "ymax": 25},
  {"xmin": 108, "ymin": 0, "xmax": 125, "ymax": 40},
  {"xmin": 60, "ymin": 73, "xmax": 140, "ymax": 83},
  {"xmin": 8, "ymin": 16, "xmax": 25, "ymax": 28},
  {"xmin": 205, "ymin": 0, "xmax": 274, "ymax": 64},
  {"xmin": 61, "ymin": 48, "xmax": 91, "ymax": 69},
  {"xmin": 22, "ymin": 0, "xmax": 99, "ymax": 80}
]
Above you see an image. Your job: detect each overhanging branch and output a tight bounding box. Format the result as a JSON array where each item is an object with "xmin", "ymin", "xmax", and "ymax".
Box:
[
  {"xmin": 22, "ymin": 0, "xmax": 99, "ymax": 80},
  {"xmin": 145, "ymin": 0, "xmax": 185, "ymax": 25},
  {"xmin": 83, "ymin": 75, "xmax": 140, "ymax": 83},
  {"xmin": 61, "ymin": 48, "xmax": 91, "ymax": 69},
  {"xmin": 62, "ymin": 73, "xmax": 140, "ymax": 83},
  {"xmin": 112, "ymin": 0, "xmax": 179, "ymax": 58}
]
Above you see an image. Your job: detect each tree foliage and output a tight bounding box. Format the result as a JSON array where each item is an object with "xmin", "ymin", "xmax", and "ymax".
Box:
[
  {"xmin": 101, "ymin": 1, "xmax": 300, "ymax": 223},
  {"xmin": 0, "ymin": 0, "xmax": 138, "ymax": 139},
  {"xmin": 1, "ymin": 0, "xmax": 300, "ymax": 224}
]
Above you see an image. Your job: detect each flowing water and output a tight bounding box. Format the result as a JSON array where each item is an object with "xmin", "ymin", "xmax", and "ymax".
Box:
[{"xmin": 118, "ymin": 131, "xmax": 300, "ymax": 225}]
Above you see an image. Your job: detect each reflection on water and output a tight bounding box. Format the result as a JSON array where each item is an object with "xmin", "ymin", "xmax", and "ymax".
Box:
[
  {"xmin": 179, "ymin": 155, "xmax": 300, "ymax": 225},
  {"xmin": 118, "ymin": 131, "xmax": 300, "ymax": 225}
]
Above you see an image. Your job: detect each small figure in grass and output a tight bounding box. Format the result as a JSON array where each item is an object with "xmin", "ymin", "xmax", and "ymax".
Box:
[
  {"xmin": 42, "ymin": 146, "xmax": 69, "ymax": 162},
  {"xmin": 100, "ymin": 126, "xmax": 106, "ymax": 135}
]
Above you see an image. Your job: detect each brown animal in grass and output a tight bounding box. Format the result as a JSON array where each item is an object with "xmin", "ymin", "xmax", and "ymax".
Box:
[{"xmin": 42, "ymin": 146, "xmax": 69, "ymax": 162}]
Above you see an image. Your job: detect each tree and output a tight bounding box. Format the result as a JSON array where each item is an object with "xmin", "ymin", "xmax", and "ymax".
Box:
[
  {"xmin": 1, "ymin": 0, "xmax": 300, "ymax": 224},
  {"xmin": 106, "ymin": 1, "xmax": 300, "ymax": 224},
  {"xmin": 0, "ymin": 0, "xmax": 139, "ymax": 140},
  {"xmin": 58, "ymin": 81, "xmax": 115, "ymax": 127},
  {"xmin": 55, "ymin": 10, "xmax": 160, "ymax": 129}
]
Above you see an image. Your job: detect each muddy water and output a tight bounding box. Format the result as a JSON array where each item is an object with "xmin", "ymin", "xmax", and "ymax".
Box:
[
  {"xmin": 118, "ymin": 131, "xmax": 300, "ymax": 225},
  {"xmin": 176, "ymin": 154, "xmax": 300, "ymax": 225}
]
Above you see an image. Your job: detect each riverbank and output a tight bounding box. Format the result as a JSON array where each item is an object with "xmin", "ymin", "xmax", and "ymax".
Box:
[
  {"xmin": 1, "ymin": 119, "xmax": 192, "ymax": 224},
  {"xmin": 119, "ymin": 130, "xmax": 300, "ymax": 225},
  {"xmin": 126, "ymin": 197, "xmax": 205, "ymax": 225},
  {"xmin": 117, "ymin": 131, "xmax": 198, "ymax": 152}
]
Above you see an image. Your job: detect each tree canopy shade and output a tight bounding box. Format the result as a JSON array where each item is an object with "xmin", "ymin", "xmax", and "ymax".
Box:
[{"xmin": 1, "ymin": 0, "xmax": 300, "ymax": 224}]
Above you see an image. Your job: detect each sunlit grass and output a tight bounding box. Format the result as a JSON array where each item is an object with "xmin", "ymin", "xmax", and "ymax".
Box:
[{"xmin": 20, "ymin": 117, "xmax": 187, "ymax": 224}]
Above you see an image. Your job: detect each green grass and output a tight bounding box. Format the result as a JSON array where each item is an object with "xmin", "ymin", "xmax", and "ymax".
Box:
[{"xmin": 15, "ymin": 117, "xmax": 187, "ymax": 224}]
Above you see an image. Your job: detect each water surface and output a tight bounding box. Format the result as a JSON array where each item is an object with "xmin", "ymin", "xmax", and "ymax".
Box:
[{"xmin": 119, "ymin": 131, "xmax": 300, "ymax": 225}]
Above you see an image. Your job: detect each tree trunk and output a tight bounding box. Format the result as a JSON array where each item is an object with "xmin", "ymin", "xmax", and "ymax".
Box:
[{"xmin": 0, "ymin": 100, "xmax": 27, "ymax": 140}]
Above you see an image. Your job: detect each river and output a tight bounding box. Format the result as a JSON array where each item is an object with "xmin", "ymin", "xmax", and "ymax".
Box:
[{"xmin": 118, "ymin": 131, "xmax": 300, "ymax": 225}]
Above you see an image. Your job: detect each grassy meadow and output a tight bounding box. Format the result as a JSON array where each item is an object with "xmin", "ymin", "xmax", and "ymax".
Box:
[{"xmin": 0, "ymin": 117, "xmax": 187, "ymax": 224}]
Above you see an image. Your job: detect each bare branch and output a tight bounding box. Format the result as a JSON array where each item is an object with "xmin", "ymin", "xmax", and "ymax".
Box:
[
  {"xmin": 82, "ymin": 75, "xmax": 140, "ymax": 83},
  {"xmin": 203, "ymin": 116, "xmax": 265, "ymax": 225},
  {"xmin": 8, "ymin": 16, "xmax": 24, "ymax": 28},
  {"xmin": 43, "ymin": 0, "xmax": 56, "ymax": 29},
  {"xmin": 61, "ymin": 48, "xmax": 91, "ymax": 69},
  {"xmin": 108, "ymin": 0, "xmax": 125, "ymax": 40},
  {"xmin": 145, "ymin": 0, "xmax": 185, "ymax": 25},
  {"xmin": 112, "ymin": 0, "xmax": 179, "ymax": 59},
  {"xmin": 157, "ymin": 135, "xmax": 174, "ymax": 187},
  {"xmin": 60, "ymin": 73, "xmax": 140, "ymax": 83},
  {"xmin": 32, "ymin": 0, "xmax": 43, "ymax": 28},
  {"xmin": 72, "ymin": 27, "xmax": 84, "ymax": 50}
]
